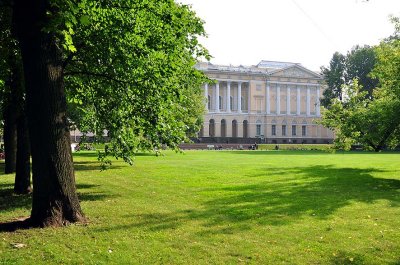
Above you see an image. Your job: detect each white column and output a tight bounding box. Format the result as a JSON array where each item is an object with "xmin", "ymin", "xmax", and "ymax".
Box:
[
  {"xmin": 276, "ymin": 84, "xmax": 281, "ymax": 115},
  {"xmin": 286, "ymin": 86, "xmax": 291, "ymax": 115},
  {"xmin": 204, "ymin": 83, "xmax": 208, "ymax": 111},
  {"xmin": 296, "ymin": 86, "xmax": 301, "ymax": 115},
  {"xmin": 237, "ymin": 82, "xmax": 242, "ymax": 113},
  {"xmin": 247, "ymin": 83, "xmax": 251, "ymax": 113},
  {"xmin": 227, "ymin": 81, "xmax": 231, "ymax": 113},
  {"xmin": 266, "ymin": 82, "xmax": 270, "ymax": 114},
  {"xmin": 306, "ymin": 86, "xmax": 311, "ymax": 116},
  {"xmin": 316, "ymin": 86, "xmax": 321, "ymax": 116},
  {"xmin": 215, "ymin": 81, "xmax": 220, "ymax": 113}
]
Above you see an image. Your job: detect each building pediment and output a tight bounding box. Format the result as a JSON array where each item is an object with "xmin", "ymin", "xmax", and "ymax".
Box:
[{"xmin": 268, "ymin": 65, "xmax": 322, "ymax": 79}]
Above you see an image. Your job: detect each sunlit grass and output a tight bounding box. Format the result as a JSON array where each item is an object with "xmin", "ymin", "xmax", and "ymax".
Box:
[{"xmin": 1, "ymin": 150, "xmax": 400, "ymax": 264}]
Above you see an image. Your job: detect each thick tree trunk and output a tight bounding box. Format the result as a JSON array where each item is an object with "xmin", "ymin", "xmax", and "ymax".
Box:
[
  {"xmin": 14, "ymin": 0, "xmax": 85, "ymax": 227},
  {"xmin": 14, "ymin": 113, "xmax": 31, "ymax": 194},
  {"xmin": 3, "ymin": 104, "xmax": 17, "ymax": 174}
]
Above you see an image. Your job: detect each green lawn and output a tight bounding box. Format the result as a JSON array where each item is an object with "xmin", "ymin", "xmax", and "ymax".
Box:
[{"xmin": 1, "ymin": 150, "xmax": 400, "ymax": 264}]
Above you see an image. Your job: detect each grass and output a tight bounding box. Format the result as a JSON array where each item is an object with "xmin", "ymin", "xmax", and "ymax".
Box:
[{"xmin": 1, "ymin": 150, "xmax": 400, "ymax": 264}]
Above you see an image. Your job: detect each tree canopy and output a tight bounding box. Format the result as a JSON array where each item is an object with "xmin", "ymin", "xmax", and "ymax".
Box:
[
  {"xmin": 320, "ymin": 45, "xmax": 377, "ymax": 108},
  {"xmin": 0, "ymin": 0, "xmax": 210, "ymax": 227},
  {"xmin": 320, "ymin": 18, "xmax": 400, "ymax": 151},
  {"xmin": 63, "ymin": 0, "xmax": 210, "ymax": 164}
]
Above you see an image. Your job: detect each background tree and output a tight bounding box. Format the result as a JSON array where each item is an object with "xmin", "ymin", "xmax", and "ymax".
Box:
[
  {"xmin": 320, "ymin": 52, "xmax": 346, "ymax": 107},
  {"xmin": 0, "ymin": 3, "xmax": 31, "ymax": 193},
  {"xmin": 344, "ymin": 45, "xmax": 378, "ymax": 99},
  {"xmin": 321, "ymin": 19, "xmax": 400, "ymax": 151},
  {"xmin": 320, "ymin": 45, "xmax": 377, "ymax": 108}
]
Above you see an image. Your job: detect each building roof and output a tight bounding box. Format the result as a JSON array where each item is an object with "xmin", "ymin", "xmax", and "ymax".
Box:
[
  {"xmin": 256, "ymin": 60, "xmax": 300, "ymax": 70},
  {"xmin": 196, "ymin": 60, "xmax": 321, "ymax": 79}
]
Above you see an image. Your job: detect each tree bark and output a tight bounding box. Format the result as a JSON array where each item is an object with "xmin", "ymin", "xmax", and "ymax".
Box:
[
  {"xmin": 14, "ymin": 112, "xmax": 31, "ymax": 194},
  {"xmin": 14, "ymin": 0, "xmax": 85, "ymax": 227},
  {"xmin": 3, "ymin": 101, "xmax": 17, "ymax": 174}
]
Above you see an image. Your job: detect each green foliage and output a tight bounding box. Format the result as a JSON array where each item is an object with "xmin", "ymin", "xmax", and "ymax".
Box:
[
  {"xmin": 321, "ymin": 20, "xmax": 400, "ymax": 151},
  {"xmin": 345, "ymin": 45, "xmax": 378, "ymax": 99},
  {"xmin": 320, "ymin": 52, "xmax": 346, "ymax": 107},
  {"xmin": 56, "ymin": 0, "xmax": 210, "ymax": 164},
  {"xmin": 321, "ymin": 46, "xmax": 377, "ymax": 107}
]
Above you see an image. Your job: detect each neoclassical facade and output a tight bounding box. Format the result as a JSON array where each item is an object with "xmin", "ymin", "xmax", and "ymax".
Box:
[{"xmin": 197, "ymin": 60, "xmax": 334, "ymax": 144}]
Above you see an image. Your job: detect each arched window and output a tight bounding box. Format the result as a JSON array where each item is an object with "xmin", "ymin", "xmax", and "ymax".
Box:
[
  {"xmin": 209, "ymin": 119, "xmax": 215, "ymax": 137},
  {"xmin": 221, "ymin": 119, "xmax": 226, "ymax": 137},
  {"xmin": 232, "ymin": 120, "xmax": 238, "ymax": 138},
  {"xmin": 243, "ymin": 120, "xmax": 248, "ymax": 138}
]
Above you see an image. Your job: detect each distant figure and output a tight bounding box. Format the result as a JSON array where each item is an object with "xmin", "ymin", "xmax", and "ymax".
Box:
[{"xmin": 275, "ymin": 145, "xmax": 279, "ymax": 150}]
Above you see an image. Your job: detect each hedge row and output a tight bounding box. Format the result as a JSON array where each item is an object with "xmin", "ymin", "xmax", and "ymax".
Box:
[{"xmin": 257, "ymin": 144, "xmax": 332, "ymax": 151}]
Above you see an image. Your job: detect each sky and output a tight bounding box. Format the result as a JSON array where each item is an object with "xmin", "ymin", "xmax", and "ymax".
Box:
[{"xmin": 177, "ymin": 0, "xmax": 400, "ymax": 71}]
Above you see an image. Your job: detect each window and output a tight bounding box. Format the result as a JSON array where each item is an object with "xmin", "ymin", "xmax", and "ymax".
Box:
[
  {"xmin": 272, "ymin": 125, "xmax": 276, "ymax": 136},
  {"xmin": 282, "ymin": 125, "xmax": 286, "ymax": 136},
  {"xmin": 230, "ymin": 96, "xmax": 233, "ymax": 110},
  {"xmin": 302, "ymin": 125, "xmax": 306, "ymax": 136},
  {"xmin": 256, "ymin": 124, "xmax": 261, "ymax": 136},
  {"xmin": 241, "ymin": 97, "xmax": 244, "ymax": 111},
  {"xmin": 207, "ymin": 95, "xmax": 211, "ymax": 110},
  {"xmin": 292, "ymin": 125, "xmax": 297, "ymax": 136},
  {"xmin": 219, "ymin": 96, "xmax": 222, "ymax": 110}
]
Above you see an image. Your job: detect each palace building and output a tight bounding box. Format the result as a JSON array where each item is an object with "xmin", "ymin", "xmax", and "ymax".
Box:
[{"xmin": 197, "ymin": 60, "xmax": 334, "ymax": 144}]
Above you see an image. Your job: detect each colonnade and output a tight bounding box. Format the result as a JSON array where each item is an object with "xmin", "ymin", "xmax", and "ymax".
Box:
[
  {"xmin": 204, "ymin": 81, "xmax": 250, "ymax": 113},
  {"xmin": 205, "ymin": 80, "xmax": 321, "ymax": 117}
]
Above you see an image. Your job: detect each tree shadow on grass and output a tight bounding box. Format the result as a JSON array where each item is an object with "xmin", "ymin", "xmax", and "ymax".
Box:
[
  {"xmin": 0, "ymin": 183, "xmax": 114, "ymax": 232},
  {"xmin": 73, "ymin": 161, "xmax": 124, "ymax": 171},
  {"xmin": 99, "ymin": 165, "xmax": 400, "ymax": 234}
]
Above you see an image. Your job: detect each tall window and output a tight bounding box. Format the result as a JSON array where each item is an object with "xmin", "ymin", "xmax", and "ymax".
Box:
[
  {"xmin": 243, "ymin": 120, "xmax": 248, "ymax": 138},
  {"xmin": 221, "ymin": 119, "xmax": 226, "ymax": 137},
  {"xmin": 209, "ymin": 119, "xmax": 215, "ymax": 137},
  {"xmin": 272, "ymin": 125, "xmax": 276, "ymax": 136},
  {"xmin": 282, "ymin": 125, "xmax": 286, "ymax": 136},
  {"xmin": 292, "ymin": 125, "xmax": 297, "ymax": 136},
  {"xmin": 230, "ymin": 96, "xmax": 233, "ymax": 110},
  {"xmin": 207, "ymin": 95, "xmax": 211, "ymax": 110},
  {"xmin": 256, "ymin": 124, "xmax": 261, "ymax": 136},
  {"xmin": 232, "ymin": 120, "xmax": 238, "ymax": 137},
  {"xmin": 241, "ymin": 97, "xmax": 244, "ymax": 111},
  {"xmin": 219, "ymin": 96, "xmax": 222, "ymax": 110},
  {"xmin": 302, "ymin": 125, "xmax": 306, "ymax": 136}
]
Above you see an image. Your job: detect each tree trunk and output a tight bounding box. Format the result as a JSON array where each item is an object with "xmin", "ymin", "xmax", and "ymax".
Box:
[
  {"xmin": 14, "ymin": 112, "xmax": 31, "ymax": 194},
  {"xmin": 14, "ymin": 0, "xmax": 85, "ymax": 227},
  {"xmin": 3, "ymin": 103, "xmax": 17, "ymax": 174}
]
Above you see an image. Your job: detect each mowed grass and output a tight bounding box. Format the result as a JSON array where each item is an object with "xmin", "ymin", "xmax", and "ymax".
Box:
[{"xmin": 1, "ymin": 150, "xmax": 400, "ymax": 264}]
